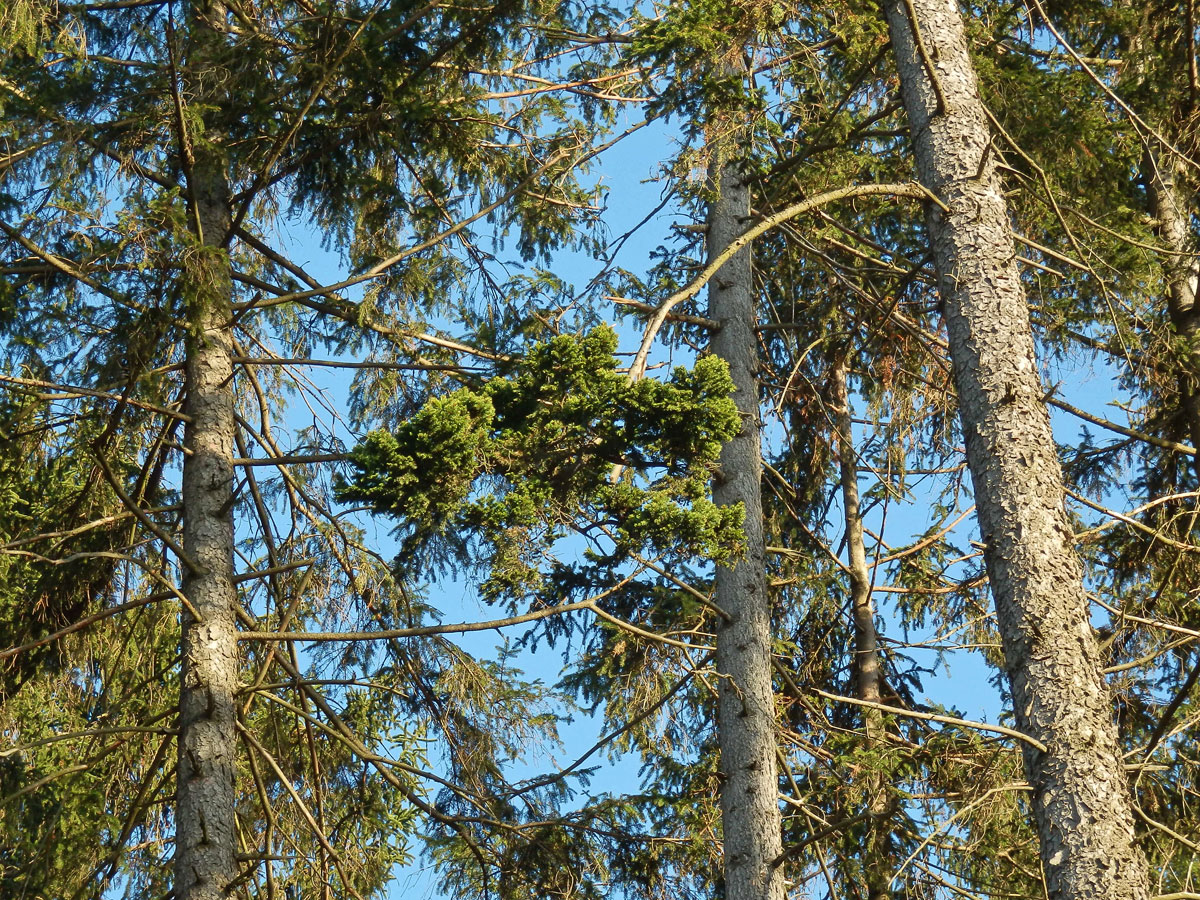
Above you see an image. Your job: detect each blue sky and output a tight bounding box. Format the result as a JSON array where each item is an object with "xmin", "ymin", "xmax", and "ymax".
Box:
[{"xmin": 256, "ymin": 98, "xmax": 1139, "ymax": 899}]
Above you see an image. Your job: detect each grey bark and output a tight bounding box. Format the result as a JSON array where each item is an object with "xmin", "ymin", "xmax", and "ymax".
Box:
[
  {"xmin": 174, "ymin": 5, "xmax": 239, "ymax": 899},
  {"xmin": 879, "ymin": 1, "xmax": 1152, "ymax": 897},
  {"xmin": 831, "ymin": 355, "xmax": 892, "ymax": 900},
  {"xmin": 707, "ymin": 139, "xmax": 787, "ymax": 900}
]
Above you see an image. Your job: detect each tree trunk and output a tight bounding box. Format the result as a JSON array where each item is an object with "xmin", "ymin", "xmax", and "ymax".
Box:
[
  {"xmin": 831, "ymin": 355, "xmax": 893, "ymax": 900},
  {"xmin": 1145, "ymin": 144, "xmax": 1200, "ymax": 472},
  {"xmin": 1124, "ymin": 7, "xmax": 1200, "ymax": 472},
  {"xmin": 175, "ymin": 5, "xmax": 239, "ymax": 899},
  {"xmin": 879, "ymin": 2, "xmax": 1152, "ymax": 897},
  {"xmin": 707, "ymin": 134, "xmax": 787, "ymax": 900}
]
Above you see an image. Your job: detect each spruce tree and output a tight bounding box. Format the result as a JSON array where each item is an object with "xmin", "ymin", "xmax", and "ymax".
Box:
[
  {"xmin": 880, "ymin": 0, "xmax": 1153, "ymax": 894},
  {"xmin": 0, "ymin": 2, "xmax": 614, "ymax": 896}
]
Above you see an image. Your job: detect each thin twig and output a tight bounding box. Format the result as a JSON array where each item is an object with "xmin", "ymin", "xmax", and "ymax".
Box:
[{"xmin": 811, "ymin": 688, "xmax": 1048, "ymax": 752}]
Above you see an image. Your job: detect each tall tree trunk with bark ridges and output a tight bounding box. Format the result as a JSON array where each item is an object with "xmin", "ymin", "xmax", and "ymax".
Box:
[
  {"xmin": 174, "ymin": 4, "xmax": 239, "ymax": 899},
  {"xmin": 879, "ymin": 1, "xmax": 1152, "ymax": 897},
  {"xmin": 707, "ymin": 120, "xmax": 787, "ymax": 900}
]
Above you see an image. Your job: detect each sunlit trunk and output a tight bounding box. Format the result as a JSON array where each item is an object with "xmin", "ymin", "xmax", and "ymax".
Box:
[
  {"xmin": 708, "ymin": 118, "xmax": 787, "ymax": 900},
  {"xmin": 175, "ymin": 5, "xmax": 239, "ymax": 898},
  {"xmin": 880, "ymin": 0, "xmax": 1152, "ymax": 895}
]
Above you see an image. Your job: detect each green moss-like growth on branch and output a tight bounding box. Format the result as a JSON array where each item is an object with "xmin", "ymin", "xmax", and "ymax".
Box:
[{"xmin": 337, "ymin": 327, "xmax": 743, "ymax": 603}]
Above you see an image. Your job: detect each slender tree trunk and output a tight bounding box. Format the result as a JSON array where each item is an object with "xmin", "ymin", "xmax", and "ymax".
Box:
[
  {"xmin": 1146, "ymin": 145, "xmax": 1200, "ymax": 471},
  {"xmin": 1124, "ymin": 10, "xmax": 1200, "ymax": 472},
  {"xmin": 831, "ymin": 355, "xmax": 892, "ymax": 900},
  {"xmin": 175, "ymin": 5, "xmax": 239, "ymax": 899},
  {"xmin": 879, "ymin": 2, "xmax": 1152, "ymax": 897},
  {"xmin": 707, "ymin": 132, "xmax": 787, "ymax": 900}
]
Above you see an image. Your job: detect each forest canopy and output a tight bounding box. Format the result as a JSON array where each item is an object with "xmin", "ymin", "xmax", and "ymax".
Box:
[{"xmin": 0, "ymin": 1, "xmax": 1197, "ymax": 900}]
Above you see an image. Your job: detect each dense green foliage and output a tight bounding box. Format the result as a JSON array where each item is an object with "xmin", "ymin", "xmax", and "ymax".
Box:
[
  {"xmin": 338, "ymin": 328, "xmax": 742, "ymax": 598},
  {"xmin": 2, "ymin": 0, "xmax": 1200, "ymax": 897},
  {"xmin": 0, "ymin": 1, "xmax": 624, "ymax": 897}
]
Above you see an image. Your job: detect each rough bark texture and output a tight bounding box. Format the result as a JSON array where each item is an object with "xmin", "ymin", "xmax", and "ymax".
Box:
[
  {"xmin": 831, "ymin": 356, "xmax": 892, "ymax": 900},
  {"xmin": 880, "ymin": 1, "xmax": 1152, "ymax": 897},
  {"xmin": 707, "ymin": 145, "xmax": 787, "ymax": 900},
  {"xmin": 175, "ymin": 5, "xmax": 239, "ymax": 899}
]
